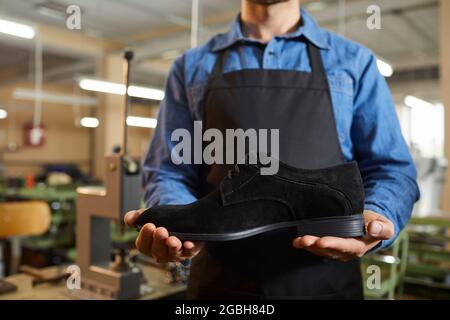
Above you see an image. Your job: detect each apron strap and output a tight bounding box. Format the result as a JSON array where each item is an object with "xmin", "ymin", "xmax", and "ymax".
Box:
[
  {"xmin": 211, "ymin": 47, "xmax": 232, "ymax": 78},
  {"xmin": 306, "ymin": 40, "xmax": 327, "ymax": 81}
]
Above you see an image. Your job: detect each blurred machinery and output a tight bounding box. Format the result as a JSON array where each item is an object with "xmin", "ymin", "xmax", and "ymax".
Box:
[
  {"xmin": 76, "ymin": 155, "xmax": 141, "ymax": 299},
  {"xmin": 75, "ymin": 50, "xmax": 143, "ymax": 299}
]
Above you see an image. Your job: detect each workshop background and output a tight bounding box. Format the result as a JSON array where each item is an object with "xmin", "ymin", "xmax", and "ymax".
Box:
[{"xmin": 0, "ymin": 0, "xmax": 449, "ymax": 300}]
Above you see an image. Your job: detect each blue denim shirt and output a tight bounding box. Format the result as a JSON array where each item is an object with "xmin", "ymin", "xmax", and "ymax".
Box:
[{"xmin": 142, "ymin": 9, "xmax": 420, "ymax": 249}]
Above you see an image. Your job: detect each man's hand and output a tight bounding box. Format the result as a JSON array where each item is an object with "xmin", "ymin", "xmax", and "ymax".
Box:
[
  {"xmin": 124, "ymin": 209, "xmax": 204, "ymax": 263},
  {"xmin": 292, "ymin": 210, "xmax": 394, "ymax": 262}
]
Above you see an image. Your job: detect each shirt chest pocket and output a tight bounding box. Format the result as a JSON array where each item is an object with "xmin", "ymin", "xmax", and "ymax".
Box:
[
  {"xmin": 328, "ymin": 74, "xmax": 354, "ymax": 99},
  {"xmin": 327, "ymin": 74, "xmax": 355, "ymax": 144}
]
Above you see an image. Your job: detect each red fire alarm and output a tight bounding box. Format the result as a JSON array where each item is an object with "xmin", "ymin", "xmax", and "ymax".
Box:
[{"xmin": 24, "ymin": 123, "xmax": 46, "ymax": 147}]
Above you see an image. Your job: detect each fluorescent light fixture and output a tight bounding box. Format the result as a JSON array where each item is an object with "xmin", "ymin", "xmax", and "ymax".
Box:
[
  {"xmin": 128, "ymin": 86, "xmax": 165, "ymax": 101},
  {"xmin": 79, "ymin": 79, "xmax": 126, "ymax": 95},
  {"xmin": 80, "ymin": 117, "xmax": 99, "ymax": 128},
  {"xmin": 126, "ymin": 116, "xmax": 157, "ymax": 128},
  {"xmin": 13, "ymin": 88, "xmax": 97, "ymax": 106},
  {"xmin": 161, "ymin": 49, "xmax": 182, "ymax": 60},
  {"xmin": 0, "ymin": 18, "xmax": 35, "ymax": 39},
  {"xmin": 80, "ymin": 115, "xmax": 157, "ymax": 128},
  {"xmin": 78, "ymin": 78, "xmax": 164, "ymax": 101},
  {"xmin": 37, "ymin": 7, "xmax": 65, "ymax": 19},
  {"xmin": 0, "ymin": 108, "xmax": 7, "ymax": 119},
  {"xmin": 36, "ymin": 4, "xmax": 66, "ymax": 20},
  {"xmin": 306, "ymin": 2, "xmax": 327, "ymax": 11},
  {"xmin": 377, "ymin": 59, "xmax": 394, "ymax": 77},
  {"xmin": 404, "ymin": 95, "xmax": 434, "ymax": 109}
]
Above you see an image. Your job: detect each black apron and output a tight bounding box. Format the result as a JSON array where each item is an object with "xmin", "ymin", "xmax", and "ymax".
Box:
[{"xmin": 187, "ymin": 40, "xmax": 363, "ymax": 300}]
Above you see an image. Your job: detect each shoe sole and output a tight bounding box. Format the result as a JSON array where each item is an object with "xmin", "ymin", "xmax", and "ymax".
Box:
[{"xmin": 170, "ymin": 214, "xmax": 365, "ymax": 242}]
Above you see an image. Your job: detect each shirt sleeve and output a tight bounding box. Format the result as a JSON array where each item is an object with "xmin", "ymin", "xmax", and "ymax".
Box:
[
  {"xmin": 351, "ymin": 49, "xmax": 420, "ymax": 249},
  {"xmin": 142, "ymin": 55, "xmax": 200, "ymax": 207}
]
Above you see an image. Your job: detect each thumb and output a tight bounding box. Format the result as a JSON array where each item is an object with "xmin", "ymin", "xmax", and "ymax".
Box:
[
  {"xmin": 124, "ymin": 208, "xmax": 145, "ymax": 227},
  {"xmin": 367, "ymin": 219, "xmax": 394, "ymax": 240}
]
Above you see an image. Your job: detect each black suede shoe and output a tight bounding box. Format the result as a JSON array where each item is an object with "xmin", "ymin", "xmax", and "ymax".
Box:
[{"xmin": 136, "ymin": 160, "xmax": 365, "ymax": 241}]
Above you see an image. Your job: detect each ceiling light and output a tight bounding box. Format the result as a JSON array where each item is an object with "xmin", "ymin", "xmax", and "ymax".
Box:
[
  {"xmin": 36, "ymin": 7, "xmax": 65, "ymax": 19},
  {"xmin": 126, "ymin": 116, "xmax": 157, "ymax": 128},
  {"xmin": 377, "ymin": 59, "xmax": 394, "ymax": 77},
  {"xmin": 128, "ymin": 86, "xmax": 165, "ymax": 101},
  {"xmin": 80, "ymin": 117, "xmax": 99, "ymax": 128},
  {"xmin": 404, "ymin": 95, "xmax": 434, "ymax": 109},
  {"xmin": 305, "ymin": 2, "xmax": 327, "ymax": 11},
  {"xmin": 35, "ymin": 1, "xmax": 67, "ymax": 20},
  {"xmin": 161, "ymin": 49, "xmax": 182, "ymax": 60},
  {"xmin": 0, "ymin": 18, "xmax": 35, "ymax": 39},
  {"xmin": 79, "ymin": 79, "xmax": 126, "ymax": 95},
  {"xmin": 79, "ymin": 78, "xmax": 165, "ymax": 101},
  {"xmin": 13, "ymin": 88, "xmax": 97, "ymax": 106},
  {"xmin": 0, "ymin": 109, "xmax": 8, "ymax": 119}
]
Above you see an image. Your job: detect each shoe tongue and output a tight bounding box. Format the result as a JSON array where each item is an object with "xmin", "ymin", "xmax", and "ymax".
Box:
[{"xmin": 218, "ymin": 153, "xmax": 275, "ymax": 201}]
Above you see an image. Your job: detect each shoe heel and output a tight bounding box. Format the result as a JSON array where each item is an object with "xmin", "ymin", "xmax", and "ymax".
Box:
[{"xmin": 296, "ymin": 214, "xmax": 365, "ymax": 238}]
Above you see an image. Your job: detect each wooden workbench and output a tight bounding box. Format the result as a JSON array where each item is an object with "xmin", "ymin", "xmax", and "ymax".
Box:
[{"xmin": 0, "ymin": 263, "xmax": 186, "ymax": 300}]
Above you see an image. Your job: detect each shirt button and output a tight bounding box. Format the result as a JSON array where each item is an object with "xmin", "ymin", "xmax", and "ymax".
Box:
[{"xmin": 268, "ymin": 50, "xmax": 275, "ymax": 56}]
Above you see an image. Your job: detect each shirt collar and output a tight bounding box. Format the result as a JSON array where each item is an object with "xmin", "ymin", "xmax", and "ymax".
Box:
[{"xmin": 211, "ymin": 8, "xmax": 330, "ymax": 52}]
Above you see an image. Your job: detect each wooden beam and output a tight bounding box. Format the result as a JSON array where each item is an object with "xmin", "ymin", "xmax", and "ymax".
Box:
[{"xmin": 440, "ymin": 0, "xmax": 450, "ymax": 212}]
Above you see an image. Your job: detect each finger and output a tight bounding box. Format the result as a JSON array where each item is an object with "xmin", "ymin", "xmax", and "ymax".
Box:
[
  {"xmin": 302, "ymin": 245, "xmax": 349, "ymax": 261},
  {"xmin": 314, "ymin": 236, "xmax": 366, "ymax": 256},
  {"xmin": 124, "ymin": 208, "xmax": 145, "ymax": 227},
  {"xmin": 181, "ymin": 241, "xmax": 203, "ymax": 258},
  {"xmin": 135, "ymin": 223, "xmax": 155, "ymax": 256},
  {"xmin": 293, "ymin": 235, "xmax": 320, "ymax": 248},
  {"xmin": 367, "ymin": 219, "xmax": 394, "ymax": 240},
  {"xmin": 304, "ymin": 244, "xmax": 346, "ymax": 260},
  {"xmin": 152, "ymin": 227, "xmax": 170, "ymax": 261},
  {"xmin": 166, "ymin": 236, "xmax": 183, "ymax": 261}
]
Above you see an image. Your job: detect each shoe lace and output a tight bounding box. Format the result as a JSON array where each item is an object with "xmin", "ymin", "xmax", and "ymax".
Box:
[{"xmin": 226, "ymin": 164, "xmax": 240, "ymax": 180}]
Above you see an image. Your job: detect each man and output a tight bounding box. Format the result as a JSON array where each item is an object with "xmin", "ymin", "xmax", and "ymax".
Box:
[{"xmin": 125, "ymin": 0, "xmax": 419, "ymax": 299}]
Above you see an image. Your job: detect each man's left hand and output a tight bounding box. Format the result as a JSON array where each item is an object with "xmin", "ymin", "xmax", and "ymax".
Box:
[{"xmin": 292, "ymin": 210, "xmax": 394, "ymax": 262}]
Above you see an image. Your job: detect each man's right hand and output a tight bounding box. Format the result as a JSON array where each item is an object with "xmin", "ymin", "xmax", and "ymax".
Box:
[{"xmin": 124, "ymin": 209, "xmax": 204, "ymax": 263}]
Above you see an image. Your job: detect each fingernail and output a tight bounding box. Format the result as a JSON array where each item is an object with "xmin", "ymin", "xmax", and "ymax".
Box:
[{"xmin": 371, "ymin": 222, "xmax": 382, "ymax": 235}]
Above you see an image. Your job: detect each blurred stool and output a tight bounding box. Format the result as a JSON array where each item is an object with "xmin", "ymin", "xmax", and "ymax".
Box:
[{"xmin": 0, "ymin": 201, "xmax": 51, "ymax": 276}]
